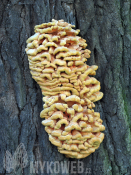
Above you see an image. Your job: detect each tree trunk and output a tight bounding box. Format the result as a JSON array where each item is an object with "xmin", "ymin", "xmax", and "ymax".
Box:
[{"xmin": 0, "ymin": 0, "xmax": 131, "ymax": 174}]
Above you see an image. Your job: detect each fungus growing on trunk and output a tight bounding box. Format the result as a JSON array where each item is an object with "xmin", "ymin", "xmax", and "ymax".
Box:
[{"xmin": 25, "ymin": 19, "xmax": 105, "ymax": 159}]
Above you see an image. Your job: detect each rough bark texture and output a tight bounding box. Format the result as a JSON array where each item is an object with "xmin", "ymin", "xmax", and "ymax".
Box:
[{"xmin": 0, "ymin": 0, "xmax": 131, "ymax": 174}]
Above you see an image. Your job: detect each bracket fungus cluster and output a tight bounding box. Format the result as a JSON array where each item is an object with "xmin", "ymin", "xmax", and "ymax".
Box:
[{"xmin": 25, "ymin": 19, "xmax": 105, "ymax": 159}]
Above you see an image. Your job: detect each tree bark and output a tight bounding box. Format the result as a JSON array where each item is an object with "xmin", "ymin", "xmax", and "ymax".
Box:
[{"xmin": 0, "ymin": 0, "xmax": 131, "ymax": 174}]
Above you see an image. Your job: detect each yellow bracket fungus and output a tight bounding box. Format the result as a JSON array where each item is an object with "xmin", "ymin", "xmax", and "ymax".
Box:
[{"xmin": 25, "ymin": 19, "xmax": 105, "ymax": 159}]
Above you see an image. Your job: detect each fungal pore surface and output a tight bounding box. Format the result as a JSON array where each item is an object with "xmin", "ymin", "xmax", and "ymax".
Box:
[{"xmin": 25, "ymin": 19, "xmax": 105, "ymax": 159}]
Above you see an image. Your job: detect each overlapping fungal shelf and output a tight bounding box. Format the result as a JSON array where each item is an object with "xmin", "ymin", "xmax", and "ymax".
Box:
[{"xmin": 25, "ymin": 19, "xmax": 105, "ymax": 159}]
